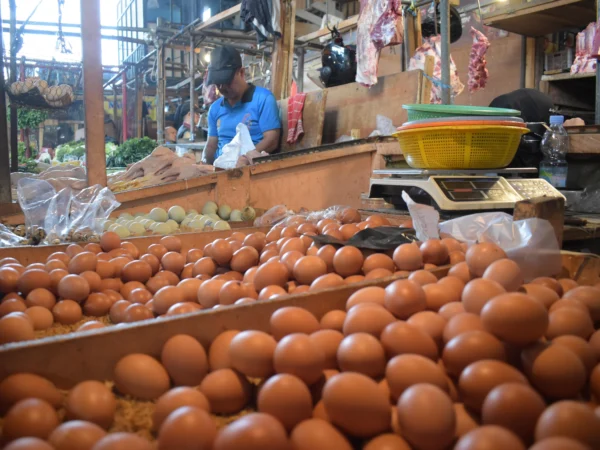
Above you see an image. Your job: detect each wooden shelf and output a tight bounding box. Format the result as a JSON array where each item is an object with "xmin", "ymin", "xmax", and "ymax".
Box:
[
  {"xmin": 541, "ymin": 72, "xmax": 595, "ymax": 82},
  {"xmin": 483, "ymin": 0, "xmax": 596, "ymax": 37}
]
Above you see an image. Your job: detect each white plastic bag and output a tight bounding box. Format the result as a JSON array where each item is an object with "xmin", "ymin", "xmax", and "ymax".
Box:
[
  {"xmin": 439, "ymin": 212, "xmax": 562, "ymax": 281},
  {"xmin": 213, "ymin": 123, "xmax": 255, "ymax": 170}
]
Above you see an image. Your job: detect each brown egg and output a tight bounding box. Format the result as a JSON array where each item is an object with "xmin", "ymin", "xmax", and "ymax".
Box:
[
  {"xmin": 107, "ymin": 300, "xmax": 130, "ymax": 323},
  {"xmin": 549, "ymin": 298, "xmax": 589, "ymax": 314},
  {"xmin": 279, "ymin": 251, "xmax": 303, "ymax": 275},
  {"xmin": 407, "ymin": 311, "xmax": 447, "ymax": 349},
  {"xmin": 520, "ymin": 284, "xmax": 560, "ymax": 309},
  {"xmin": 481, "ymin": 293, "xmax": 548, "ymax": 346},
  {"xmin": 253, "ymin": 261, "xmax": 289, "ymax": 292},
  {"xmin": 320, "ymin": 310, "xmax": 346, "ymax": 331},
  {"xmin": 148, "ymin": 285, "xmax": 182, "ymax": 314},
  {"xmin": 127, "ymin": 288, "xmax": 151, "ymax": 305},
  {"xmin": 465, "ymin": 243, "xmax": 507, "ymax": 277},
  {"xmin": 530, "ymin": 437, "xmax": 591, "ymax": 450},
  {"xmin": 455, "ymin": 426, "xmax": 526, "ymax": 450},
  {"xmin": 199, "ymin": 368, "xmax": 251, "ymax": 414},
  {"xmin": 152, "ymin": 387, "xmax": 210, "ymax": 431},
  {"xmin": 343, "ymin": 303, "xmax": 395, "ymax": 337},
  {"xmin": 385, "ymin": 354, "xmax": 448, "ymax": 401},
  {"xmin": 310, "ymin": 273, "xmax": 344, "ymax": 291},
  {"xmin": 279, "ymin": 237, "xmax": 304, "ymax": 255},
  {"xmin": 443, "ymin": 330, "xmax": 507, "ymax": 377},
  {"xmin": 408, "ymin": 269, "xmax": 438, "ymax": 286},
  {"xmin": 119, "ymin": 261, "xmax": 152, "ymax": 284},
  {"xmin": 49, "ymin": 420, "xmax": 107, "ymax": 450},
  {"xmin": 57, "ymin": 274, "xmax": 90, "ymax": 303},
  {"xmin": 159, "ymin": 235, "xmax": 181, "ymax": 252},
  {"xmin": 25, "ymin": 287, "xmax": 56, "ymax": 310},
  {"xmin": 99, "ymin": 278, "xmax": 122, "ymax": 293},
  {"xmin": 18, "ymin": 269, "xmax": 51, "ymax": 296},
  {"xmin": 330, "ymin": 246, "xmax": 363, "ymax": 277},
  {"xmin": 216, "ymin": 280, "xmax": 244, "ymax": 305},
  {"xmin": 531, "ymin": 277, "xmax": 564, "ymax": 296},
  {"xmin": 24, "ymin": 306, "xmax": 53, "ymax": 330},
  {"xmin": 481, "ymin": 383, "xmax": 545, "ymax": 444},
  {"xmin": 0, "ymin": 312, "xmax": 35, "ymax": 344},
  {"xmin": 521, "ymin": 342, "xmax": 586, "ymax": 399},
  {"xmin": 458, "ymin": 360, "xmax": 528, "ymax": 413},
  {"xmin": 161, "ymin": 334, "xmax": 208, "ymax": 386},
  {"xmin": 535, "ymin": 400, "xmax": 600, "ymax": 448},
  {"xmin": 68, "ymin": 252, "xmax": 98, "ymax": 275},
  {"xmin": 195, "ymin": 279, "xmax": 224, "ymax": 309},
  {"xmin": 482, "ymin": 258, "xmax": 524, "ymax": 292},
  {"xmin": 2, "ymin": 398, "xmax": 60, "ymax": 440},
  {"xmin": 52, "ymin": 300, "xmax": 83, "ymax": 325},
  {"xmin": 210, "ymin": 239, "xmax": 232, "ymax": 267},
  {"xmin": 337, "ymin": 332, "xmax": 386, "ymax": 378},
  {"xmin": 384, "ymin": 279, "xmax": 426, "ymax": 319},
  {"xmin": 207, "ymin": 330, "xmax": 239, "ymax": 371},
  {"xmin": 157, "ymin": 406, "xmax": 217, "ymax": 450},
  {"xmin": 591, "ymin": 364, "xmax": 600, "ymax": 403},
  {"xmin": 362, "ymin": 253, "xmax": 395, "ymax": 275},
  {"xmin": 0, "ymin": 257, "xmax": 19, "ymax": 267},
  {"xmin": 66, "ymin": 244, "xmax": 85, "ymax": 258},
  {"xmin": 46, "ymin": 259, "xmax": 67, "ymax": 272},
  {"xmin": 558, "ymin": 278, "xmax": 579, "ymax": 294},
  {"xmin": 365, "ymin": 268, "xmax": 394, "ymax": 280},
  {"xmin": 122, "ymin": 304, "xmax": 153, "ymax": 323},
  {"xmin": 397, "ymin": 383, "xmax": 455, "ymax": 450},
  {"xmin": 147, "ymin": 243, "xmax": 168, "ymax": 261},
  {"xmin": 322, "ymin": 372, "xmax": 390, "ymax": 437},
  {"xmin": 213, "ymin": 412, "xmax": 289, "ymax": 450},
  {"xmin": 64, "ymin": 380, "xmax": 116, "ymax": 430},
  {"xmin": 99, "ymin": 232, "xmax": 121, "ymax": 252},
  {"xmin": 166, "ymin": 302, "xmax": 202, "ymax": 316},
  {"xmin": 273, "ymin": 333, "xmax": 326, "ymax": 385},
  {"xmin": 293, "ymin": 256, "xmax": 328, "ymax": 285},
  {"xmin": 442, "ymin": 312, "xmax": 485, "ymax": 344},
  {"xmin": 381, "ymin": 320, "xmax": 438, "ymax": 360},
  {"xmin": 244, "ymin": 233, "xmax": 267, "ymax": 252},
  {"xmin": 307, "ymin": 329, "xmax": 342, "ymax": 370},
  {"xmin": 228, "ymin": 247, "xmax": 258, "ymax": 273},
  {"xmin": 546, "ymin": 307, "xmax": 594, "ymax": 340},
  {"xmin": 269, "ymin": 306, "xmax": 319, "ymax": 341},
  {"xmin": 448, "ymin": 262, "xmax": 472, "ymax": 284},
  {"xmin": 0, "ymin": 297, "xmax": 26, "ymax": 318},
  {"xmin": 3, "ymin": 437, "xmax": 55, "ymax": 450},
  {"xmin": 423, "ymin": 282, "xmax": 459, "ymax": 311},
  {"xmin": 0, "ymin": 373, "xmax": 62, "ymax": 412},
  {"xmin": 145, "ymin": 276, "xmax": 170, "ymax": 295},
  {"xmin": 0, "ymin": 267, "xmax": 20, "ymax": 294},
  {"xmin": 114, "ymin": 354, "xmax": 170, "ymax": 400},
  {"xmin": 391, "ymin": 242, "xmax": 421, "ymax": 271},
  {"xmin": 461, "ymin": 279, "xmax": 506, "ymax": 315},
  {"xmin": 563, "ymin": 286, "xmax": 600, "ymax": 321},
  {"xmin": 83, "ymin": 293, "xmax": 112, "ymax": 316},
  {"xmin": 345, "ymin": 274, "xmax": 366, "ymax": 284},
  {"xmin": 229, "ymin": 330, "xmax": 277, "ymax": 378},
  {"xmin": 256, "ymin": 374, "xmax": 312, "ymax": 431},
  {"xmin": 344, "ymin": 287, "xmax": 383, "ymax": 311},
  {"xmin": 420, "ymin": 239, "xmax": 449, "ymax": 265},
  {"xmin": 290, "ymin": 418, "xmax": 352, "ymax": 450}
]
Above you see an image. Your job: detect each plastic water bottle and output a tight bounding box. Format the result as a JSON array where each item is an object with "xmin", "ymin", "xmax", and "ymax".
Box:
[{"xmin": 539, "ymin": 115, "xmax": 568, "ymax": 188}]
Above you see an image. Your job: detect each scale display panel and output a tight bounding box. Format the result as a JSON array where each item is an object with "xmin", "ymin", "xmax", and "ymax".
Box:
[{"xmin": 433, "ymin": 177, "xmax": 517, "ymax": 203}]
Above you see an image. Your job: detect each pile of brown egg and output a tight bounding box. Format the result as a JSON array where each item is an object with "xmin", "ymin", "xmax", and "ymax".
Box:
[
  {"xmin": 0, "ymin": 210, "xmax": 432, "ymax": 343},
  {"xmin": 1, "ymin": 237, "xmax": 600, "ymax": 449}
]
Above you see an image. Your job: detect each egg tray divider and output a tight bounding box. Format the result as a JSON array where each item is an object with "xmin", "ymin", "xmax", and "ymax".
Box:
[{"xmin": 6, "ymin": 87, "xmax": 73, "ymax": 110}]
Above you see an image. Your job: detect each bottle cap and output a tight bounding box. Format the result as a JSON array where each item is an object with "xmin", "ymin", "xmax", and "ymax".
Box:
[{"xmin": 549, "ymin": 115, "xmax": 564, "ymax": 125}]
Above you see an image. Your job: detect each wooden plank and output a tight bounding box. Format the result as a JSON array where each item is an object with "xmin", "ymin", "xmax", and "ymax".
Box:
[
  {"xmin": 0, "ymin": 269, "xmax": 447, "ymax": 387},
  {"xmin": 322, "ymin": 70, "xmax": 421, "ymax": 143},
  {"xmin": 567, "ymin": 133, "xmax": 600, "ymax": 154},
  {"xmin": 194, "ymin": 4, "xmax": 241, "ymax": 32},
  {"xmin": 271, "ymin": 0, "xmax": 296, "ymax": 100},
  {"xmin": 296, "ymin": 9, "xmax": 323, "ymax": 25},
  {"xmin": 114, "ymin": 174, "xmax": 218, "ymax": 204},
  {"xmin": 0, "ymin": 227, "xmax": 270, "ymax": 266},
  {"xmin": 513, "ymin": 196, "xmax": 565, "ymax": 248},
  {"xmin": 297, "ymin": 14, "xmax": 358, "ymax": 42},
  {"xmin": 525, "ymin": 37, "xmax": 536, "ymax": 89},
  {"xmin": 310, "ymin": 1, "xmax": 344, "ymax": 18},
  {"xmin": 420, "ymin": 55, "xmax": 435, "ymax": 105},
  {"xmin": 278, "ymin": 89, "xmax": 327, "ymax": 152},
  {"xmin": 0, "ymin": 2, "xmax": 11, "ymax": 204},
  {"xmin": 80, "ymin": 0, "xmax": 107, "ymax": 187},
  {"xmin": 295, "ymin": 21, "xmax": 319, "ymax": 37}
]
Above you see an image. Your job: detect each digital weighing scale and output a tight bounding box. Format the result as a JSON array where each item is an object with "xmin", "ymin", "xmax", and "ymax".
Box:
[{"xmin": 369, "ymin": 168, "xmax": 566, "ymax": 213}]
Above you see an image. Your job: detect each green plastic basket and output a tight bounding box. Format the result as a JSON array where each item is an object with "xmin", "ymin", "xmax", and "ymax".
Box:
[{"xmin": 403, "ymin": 104, "xmax": 521, "ymax": 121}]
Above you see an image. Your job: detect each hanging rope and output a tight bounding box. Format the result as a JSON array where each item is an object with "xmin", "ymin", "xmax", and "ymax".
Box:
[{"xmin": 56, "ymin": 0, "xmax": 72, "ymax": 54}]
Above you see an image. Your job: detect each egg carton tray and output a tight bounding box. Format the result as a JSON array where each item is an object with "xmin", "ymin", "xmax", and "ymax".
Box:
[{"xmin": 7, "ymin": 88, "xmax": 73, "ymax": 110}]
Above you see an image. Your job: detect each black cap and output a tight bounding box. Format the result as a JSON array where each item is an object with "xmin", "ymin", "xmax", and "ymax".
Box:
[{"xmin": 206, "ymin": 46, "xmax": 242, "ymax": 86}]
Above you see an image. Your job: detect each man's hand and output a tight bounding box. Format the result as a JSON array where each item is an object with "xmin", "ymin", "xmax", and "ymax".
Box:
[{"xmin": 202, "ymin": 136, "xmax": 219, "ymax": 165}]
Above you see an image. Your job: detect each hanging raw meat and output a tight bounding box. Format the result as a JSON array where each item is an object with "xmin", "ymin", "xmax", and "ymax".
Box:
[
  {"xmin": 356, "ymin": 0, "xmax": 405, "ymax": 86},
  {"xmin": 371, "ymin": 0, "xmax": 404, "ymax": 50},
  {"xmin": 468, "ymin": 27, "xmax": 490, "ymax": 94},
  {"xmin": 408, "ymin": 36, "xmax": 464, "ymax": 104},
  {"xmin": 356, "ymin": 0, "xmax": 380, "ymax": 86}
]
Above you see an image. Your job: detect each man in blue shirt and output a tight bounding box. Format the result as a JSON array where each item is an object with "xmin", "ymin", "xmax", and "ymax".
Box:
[{"xmin": 202, "ymin": 46, "xmax": 281, "ymax": 165}]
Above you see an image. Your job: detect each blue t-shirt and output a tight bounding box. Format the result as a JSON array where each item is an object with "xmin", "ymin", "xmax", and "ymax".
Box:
[{"xmin": 208, "ymin": 84, "xmax": 281, "ymax": 158}]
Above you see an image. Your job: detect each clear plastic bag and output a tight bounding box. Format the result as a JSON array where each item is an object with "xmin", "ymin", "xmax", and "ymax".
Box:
[
  {"xmin": 439, "ymin": 212, "xmax": 562, "ymax": 281},
  {"xmin": 17, "ymin": 178, "xmax": 120, "ymax": 244},
  {"xmin": 254, "ymin": 205, "xmax": 295, "ymax": 227},
  {"xmin": 0, "ymin": 224, "xmax": 25, "ymax": 247}
]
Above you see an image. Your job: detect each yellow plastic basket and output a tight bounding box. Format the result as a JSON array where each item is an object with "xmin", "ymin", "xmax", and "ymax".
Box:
[{"xmin": 392, "ymin": 125, "xmax": 529, "ymax": 169}]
